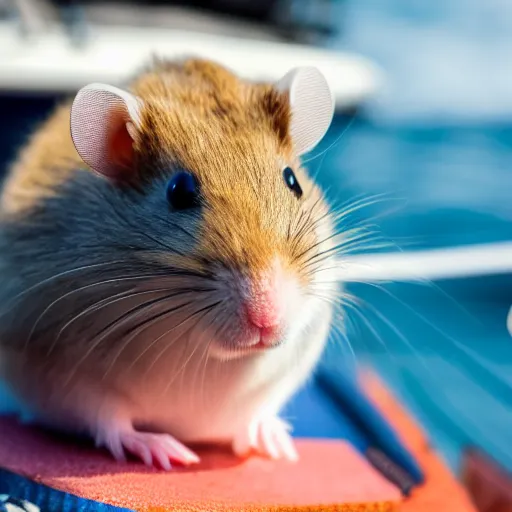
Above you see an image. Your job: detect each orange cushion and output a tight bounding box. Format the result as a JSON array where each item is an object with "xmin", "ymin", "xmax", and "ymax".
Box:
[
  {"xmin": 0, "ymin": 373, "xmax": 477, "ymax": 512},
  {"xmin": 0, "ymin": 417, "xmax": 400, "ymax": 511}
]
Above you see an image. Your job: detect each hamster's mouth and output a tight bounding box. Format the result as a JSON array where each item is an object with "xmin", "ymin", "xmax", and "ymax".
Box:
[
  {"xmin": 208, "ymin": 324, "xmax": 285, "ymax": 360},
  {"xmin": 254, "ymin": 325, "xmax": 283, "ymax": 347}
]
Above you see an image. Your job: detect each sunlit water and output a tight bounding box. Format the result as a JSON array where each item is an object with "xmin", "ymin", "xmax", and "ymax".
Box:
[{"xmin": 314, "ymin": 0, "xmax": 512, "ymax": 473}]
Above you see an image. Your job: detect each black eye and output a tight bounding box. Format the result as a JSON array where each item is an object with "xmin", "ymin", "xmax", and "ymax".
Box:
[
  {"xmin": 283, "ymin": 166, "xmax": 303, "ymax": 199},
  {"xmin": 166, "ymin": 171, "xmax": 200, "ymax": 210}
]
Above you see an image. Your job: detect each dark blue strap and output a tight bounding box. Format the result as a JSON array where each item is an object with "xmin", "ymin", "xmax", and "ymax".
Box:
[
  {"xmin": 314, "ymin": 364, "xmax": 425, "ymax": 492},
  {"xmin": 281, "ymin": 355, "xmax": 424, "ymax": 495}
]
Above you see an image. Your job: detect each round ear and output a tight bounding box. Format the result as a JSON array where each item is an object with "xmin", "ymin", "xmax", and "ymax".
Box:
[
  {"xmin": 70, "ymin": 83, "xmax": 142, "ymax": 179},
  {"xmin": 275, "ymin": 67, "xmax": 334, "ymax": 156}
]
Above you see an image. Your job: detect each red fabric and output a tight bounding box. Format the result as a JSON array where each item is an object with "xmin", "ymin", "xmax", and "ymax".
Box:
[
  {"xmin": 0, "ymin": 417, "xmax": 399, "ymax": 511},
  {"xmin": 0, "ymin": 374, "xmax": 478, "ymax": 512}
]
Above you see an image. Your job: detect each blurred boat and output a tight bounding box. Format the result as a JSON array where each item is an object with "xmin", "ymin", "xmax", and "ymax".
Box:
[{"xmin": 0, "ymin": 0, "xmax": 381, "ymax": 112}]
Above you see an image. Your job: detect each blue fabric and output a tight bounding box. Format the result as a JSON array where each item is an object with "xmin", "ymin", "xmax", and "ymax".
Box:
[{"xmin": 0, "ymin": 469, "xmax": 134, "ymax": 512}]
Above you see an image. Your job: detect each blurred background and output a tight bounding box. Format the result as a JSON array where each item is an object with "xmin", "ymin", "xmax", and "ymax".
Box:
[{"xmin": 1, "ymin": 0, "xmax": 511, "ymax": 507}]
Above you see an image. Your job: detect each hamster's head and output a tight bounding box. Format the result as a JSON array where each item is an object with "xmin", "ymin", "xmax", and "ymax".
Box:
[{"xmin": 70, "ymin": 59, "xmax": 337, "ymax": 361}]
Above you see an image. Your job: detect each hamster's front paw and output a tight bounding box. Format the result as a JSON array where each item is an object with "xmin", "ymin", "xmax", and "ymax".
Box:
[
  {"xmin": 95, "ymin": 423, "xmax": 200, "ymax": 470},
  {"xmin": 232, "ymin": 416, "xmax": 298, "ymax": 462}
]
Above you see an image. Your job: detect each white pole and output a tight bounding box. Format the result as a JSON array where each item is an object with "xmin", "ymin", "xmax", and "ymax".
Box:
[
  {"xmin": 337, "ymin": 241, "xmax": 512, "ymax": 282},
  {"xmin": 338, "ymin": 241, "xmax": 512, "ymax": 337}
]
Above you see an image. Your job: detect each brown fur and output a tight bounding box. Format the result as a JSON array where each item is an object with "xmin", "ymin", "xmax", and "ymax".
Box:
[
  {"xmin": 1, "ymin": 57, "xmax": 323, "ymax": 276},
  {"xmin": 1, "ymin": 101, "xmax": 81, "ymax": 214}
]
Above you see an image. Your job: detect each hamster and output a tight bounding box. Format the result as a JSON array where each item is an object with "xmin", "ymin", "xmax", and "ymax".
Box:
[{"xmin": 0, "ymin": 57, "xmax": 337, "ymax": 469}]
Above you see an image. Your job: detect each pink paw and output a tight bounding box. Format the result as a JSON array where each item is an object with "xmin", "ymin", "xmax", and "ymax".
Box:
[
  {"xmin": 232, "ymin": 417, "xmax": 298, "ymax": 462},
  {"xmin": 96, "ymin": 428, "xmax": 200, "ymax": 470}
]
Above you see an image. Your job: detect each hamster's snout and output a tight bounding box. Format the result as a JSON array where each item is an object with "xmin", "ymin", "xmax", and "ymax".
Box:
[
  {"xmin": 208, "ymin": 258, "xmax": 303, "ymax": 358},
  {"xmin": 241, "ymin": 265, "xmax": 286, "ymax": 348}
]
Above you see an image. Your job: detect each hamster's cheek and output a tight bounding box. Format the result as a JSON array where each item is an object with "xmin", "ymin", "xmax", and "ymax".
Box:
[{"xmin": 284, "ymin": 295, "xmax": 317, "ymax": 341}]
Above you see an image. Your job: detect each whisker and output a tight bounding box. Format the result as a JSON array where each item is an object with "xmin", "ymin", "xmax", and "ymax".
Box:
[
  {"xmin": 340, "ymin": 293, "xmax": 491, "ymax": 407},
  {"xmin": 196, "ymin": 314, "xmax": 232, "ymax": 409},
  {"xmin": 363, "ymin": 283, "xmax": 512, "ymax": 403},
  {"xmin": 308, "ymin": 142, "xmax": 330, "ymax": 182},
  {"xmin": 343, "ymin": 240, "xmax": 484, "ymax": 327},
  {"xmin": 189, "ymin": 316, "xmax": 217, "ymax": 407},
  {"xmin": 28, "ymin": 274, "xmax": 176, "ymax": 352},
  {"xmin": 125, "ymin": 299, "xmax": 221, "ymax": 375},
  {"xmin": 293, "ymin": 195, "xmax": 381, "ymax": 248},
  {"xmin": 302, "ymin": 116, "xmax": 355, "ymax": 164},
  {"xmin": 341, "ymin": 293, "xmax": 512, "ymax": 441},
  {"xmin": 331, "ymin": 321, "xmax": 358, "ymax": 368},
  {"xmin": 137, "ymin": 230, "xmax": 189, "ymax": 258},
  {"xmin": 147, "ymin": 212, "xmax": 199, "ymax": 242},
  {"xmin": 288, "ymin": 192, "xmax": 402, "ymax": 272},
  {"xmin": 306, "ymin": 291, "xmax": 357, "ymax": 365},
  {"xmin": 2, "ymin": 260, "xmax": 127, "ymax": 318},
  {"xmin": 296, "ymin": 225, "xmax": 383, "ymax": 263},
  {"xmin": 288, "ymin": 209, "xmax": 307, "ymax": 244},
  {"xmin": 143, "ymin": 301, "xmax": 223, "ymax": 384},
  {"xmin": 52, "ymin": 287, "xmax": 161, "ymax": 349},
  {"xmin": 333, "ymin": 295, "xmax": 407, "ymax": 368},
  {"xmin": 96, "ymin": 286, "xmax": 215, "ymax": 342},
  {"xmin": 331, "ymin": 193, "xmax": 394, "ymax": 223},
  {"xmin": 100, "ymin": 290, "xmax": 216, "ymax": 378},
  {"xmin": 289, "ymin": 197, "xmax": 323, "ymax": 251},
  {"xmin": 63, "ymin": 294, "xmax": 208, "ymax": 386},
  {"xmin": 171, "ymin": 311, "xmax": 218, "ymax": 398},
  {"xmin": 299, "ymin": 240, "xmax": 392, "ymax": 273}
]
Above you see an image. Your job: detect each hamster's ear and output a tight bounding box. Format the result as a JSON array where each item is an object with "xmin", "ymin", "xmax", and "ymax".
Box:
[
  {"xmin": 275, "ymin": 67, "xmax": 334, "ymax": 156},
  {"xmin": 70, "ymin": 83, "xmax": 142, "ymax": 179}
]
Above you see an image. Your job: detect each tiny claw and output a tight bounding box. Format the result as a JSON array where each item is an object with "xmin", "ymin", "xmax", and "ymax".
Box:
[
  {"xmin": 233, "ymin": 416, "xmax": 299, "ymax": 462},
  {"xmin": 164, "ymin": 436, "xmax": 200, "ymax": 465},
  {"xmin": 259, "ymin": 422, "xmax": 280, "ymax": 459},
  {"xmin": 95, "ymin": 424, "xmax": 198, "ymax": 469}
]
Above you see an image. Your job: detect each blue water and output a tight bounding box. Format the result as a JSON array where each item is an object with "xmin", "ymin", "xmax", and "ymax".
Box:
[
  {"xmin": 310, "ymin": 0, "xmax": 512, "ymax": 475},
  {"xmin": 0, "ymin": 0, "xmax": 512, "ymax": 482}
]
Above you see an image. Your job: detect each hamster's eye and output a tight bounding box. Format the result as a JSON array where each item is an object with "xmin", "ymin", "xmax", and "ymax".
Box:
[
  {"xmin": 283, "ymin": 167, "xmax": 303, "ymax": 199},
  {"xmin": 166, "ymin": 171, "xmax": 200, "ymax": 210}
]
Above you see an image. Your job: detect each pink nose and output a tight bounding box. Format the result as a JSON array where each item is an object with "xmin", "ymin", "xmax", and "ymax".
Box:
[
  {"xmin": 245, "ymin": 300, "xmax": 280, "ymax": 330},
  {"xmin": 243, "ymin": 271, "xmax": 282, "ymax": 330}
]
